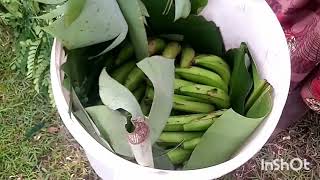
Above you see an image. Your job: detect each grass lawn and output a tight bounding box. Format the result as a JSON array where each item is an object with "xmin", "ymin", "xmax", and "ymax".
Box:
[{"xmin": 1, "ymin": 23, "xmax": 319, "ymax": 179}]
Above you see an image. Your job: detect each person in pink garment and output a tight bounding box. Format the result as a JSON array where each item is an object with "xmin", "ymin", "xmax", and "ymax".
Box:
[{"xmin": 266, "ymin": 0, "xmax": 320, "ymax": 134}]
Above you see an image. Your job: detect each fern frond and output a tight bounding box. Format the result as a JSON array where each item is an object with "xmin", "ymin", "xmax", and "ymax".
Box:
[{"xmin": 26, "ymin": 39, "xmax": 41, "ymax": 79}]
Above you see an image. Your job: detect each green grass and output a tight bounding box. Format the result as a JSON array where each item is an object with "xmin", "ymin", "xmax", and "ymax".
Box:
[{"xmin": 0, "ymin": 23, "xmax": 98, "ymax": 179}]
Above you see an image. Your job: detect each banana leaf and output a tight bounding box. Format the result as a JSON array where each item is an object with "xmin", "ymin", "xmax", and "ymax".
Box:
[
  {"xmin": 190, "ymin": 0, "xmax": 208, "ymax": 14},
  {"xmin": 226, "ymin": 43, "xmax": 253, "ymax": 115},
  {"xmin": 42, "ymin": 0, "xmax": 128, "ymax": 54},
  {"xmin": 116, "ymin": 0, "xmax": 149, "ymax": 60},
  {"xmin": 99, "ymin": 56, "xmax": 175, "ymax": 145},
  {"xmin": 142, "ymin": 0, "xmax": 225, "ymax": 56}
]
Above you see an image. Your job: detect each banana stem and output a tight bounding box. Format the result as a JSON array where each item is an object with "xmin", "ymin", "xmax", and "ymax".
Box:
[
  {"xmin": 158, "ymin": 132, "xmax": 203, "ymax": 143},
  {"xmin": 162, "ymin": 42, "xmax": 182, "ymax": 59},
  {"xmin": 115, "ymin": 41, "xmax": 134, "ymax": 65},
  {"xmin": 148, "ymin": 38, "xmax": 166, "ymax": 55},
  {"xmin": 183, "ymin": 137, "xmax": 201, "ymax": 150},
  {"xmin": 180, "ymin": 47, "xmax": 195, "ymax": 68},
  {"xmin": 167, "ymin": 148, "xmax": 192, "ymax": 165}
]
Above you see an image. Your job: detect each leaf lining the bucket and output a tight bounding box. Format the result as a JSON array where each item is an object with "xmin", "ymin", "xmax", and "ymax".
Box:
[
  {"xmin": 99, "ymin": 56, "xmax": 174, "ymax": 145},
  {"xmin": 226, "ymin": 43, "xmax": 253, "ymax": 115},
  {"xmin": 99, "ymin": 68, "xmax": 144, "ymax": 118},
  {"xmin": 142, "ymin": 0, "xmax": 225, "ymax": 56},
  {"xmin": 174, "ymin": 0, "xmax": 191, "ymax": 21},
  {"xmin": 42, "ymin": 0, "xmax": 128, "ymax": 53},
  {"xmin": 116, "ymin": 0, "xmax": 149, "ymax": 60},
  {"xmin": 85, "ymin": 105, "xmax": 133, "ymax": 157},
  {"xmin": 137, "ymin": 56, "xmax": 175, "ymax": 144},
  {"xmin": 185, "ymin": 43, "xmax": 273, "ymax": 169},
  {"xmin": 190, "ymin": 0, "xmax": 208, "ymax": 14}
]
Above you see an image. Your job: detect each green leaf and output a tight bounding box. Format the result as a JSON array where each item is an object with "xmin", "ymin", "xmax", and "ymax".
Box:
[
  {"xmin": 152, "ymin": 145, "xmax": 175, "ymax": 170},
  {"xmin": 43, "ymin": 0, "xmax": 128, "ymax": 51},
  {"xmin": 137, "ymin": 56, "xmax": 175, "ymax": 144},
  {"xmin": 34, "ymin": 0, "xmax": 67, "ymax": 4},
  {"xmin": 190, "ymin": 0, "xmax": 208, "ymax": 14},
  {"xmin": 99, "ymin": 68, "xmax": 143, "ymax": 118},
  {"xmin": 184, "ymin": 109, "xmax": 268, "ymax": 169},
  {"xmin": 36, "ymin": 4, "xmax": 67, "ymax": 20},
  {"xmin": 85, "ymin": 105, "xmax": 133, "ymax": 157},
  {"xmin": 245, "ymin": 49, "xmax": 268, "ymax": 113},
  {"xmin": 64, "ymin": 0, "xmax": 86, "ymax": 27},
  {"xmin": 174, "ymin": 0, "xmax": 191, "ymax": 21},
  {"xmin": 25, "ymin": 122, "xmax": 45, "ymax": 140},
  {"xmin": 246, "ymin": 85, "xmax": 273, "ymax": 118},
  {"xmin": 227, "ymin": 43, "xmax": 253, "ymax": 115},
  {"xmin": 116, "ymin": 0, "xmax": 149, "ymax": 60},
  {"xmin": 72, "ymin": 90, "xmax": 113, "ymax": 151},
  {"xmin": 142, "ymin": 0, "xmax": 225, "ymax": 56}
]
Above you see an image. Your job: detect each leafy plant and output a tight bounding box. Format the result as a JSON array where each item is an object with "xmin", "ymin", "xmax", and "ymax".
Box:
[{"xmin": 0, "ymin": 0, "xmax": 54, "ymax": 105}]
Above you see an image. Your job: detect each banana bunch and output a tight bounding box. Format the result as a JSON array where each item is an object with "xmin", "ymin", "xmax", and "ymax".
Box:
[{"xmin": 105, "ymin": 38, "xmax": 232, "ymax": 165}]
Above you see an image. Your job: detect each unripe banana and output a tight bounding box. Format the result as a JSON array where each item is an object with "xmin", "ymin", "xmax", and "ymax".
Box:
[
  {"xmin": 175, "ymin": 66, "xmax": 228, "ymax": 92},
  {"xmin": 111, "ymin": 61, "xmax": 136, "ymax": 84},
  {"xmin": 179, "ymin": 84, "xmax": 230, "ymax": 109},
  {"xmin": 183, "ymin": 118, "xmax": 216, "ymax": 131},
  {"xmin": 173, "ymin": 96, "xmax": 215, "ymax": 113},
  {"xmin": 146, "ymin": 86, "xmax": 211, "ymax": 104},
  {"xmin": 115, "ymin": 41, "xmax": 134, "ymax": 65},
  {"xmin": 124, "ymin": 67, "xmax": 145, "ymax": 91},
  {"xmin": 201, "ymin": 109, "xmax": 226, "ymax": 120},
  {"xmin": 194, "ymin": 55, "xmax": 231, "ymax": 84},
  {"xmin": 158, "ymin": 132, "xmax": 203, "ymax": 143},
  {"xmin": 174, "ymin": 94, "xmax": 211, "ymax": 104},
  {"xmin": 182, "ymin": 137, "xmax": 201, "ymax": 150},
  {"xmin": 167, "ymin": 148, "xmax": 192, "ymax": 165},
  {"xmin": 167, "ymin": 114, "xmax": 206, "ymax": 125},
  {"xmin": 148, "ymin": 38, "xmax": 166, "ymax": 55},
  {"xmin": 162, "ymin": 42, "xmax": 182, "ymax": 59},
  {"xmin": 132, "ymin": 84, "xmax": 146, "ymax": 101},
  {"xmin": 180, "ymin": 46, "xmax": 195, "ymax": 68},
  {"xmin": 174, "ymin": 79, "xmax": 195, "ymax": 93}
]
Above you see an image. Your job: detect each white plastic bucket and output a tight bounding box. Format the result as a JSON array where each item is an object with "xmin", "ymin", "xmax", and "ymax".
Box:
[{"xmin": 50, "ymin": 0, "xmax": 291, "ymax": 179}]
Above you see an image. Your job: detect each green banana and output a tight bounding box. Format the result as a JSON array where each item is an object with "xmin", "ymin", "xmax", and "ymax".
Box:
[
  {"xmin": 201, "ymin": 109, "xmax": 226, "ymax": 120},
  {"xmin": 115, "ymin": 41, "xmax": 134, "ymax": 65},
  {"xmin": 167, "ymin": 148, "xmax": 192, "ymax": 165},
  {"xmin": 167, "ymin": 114, "xmax": 206, "ymax": 125},
  {"xmin": 174, "ymin": 94, "xmax": 211, "ymax": 104},
  {"xmin": 183, "ymin": 118, "xmax": 216, "ymax": 131},
  {"xmin": 140, "ymin": 97, "xmax": 151, "ymax": 116},
  {"xmin": 174, "ymin": 79, "xmax": 195, "ymax": 93},
  {"xmin": 162, "ymin": 42, "xmax": 182, "ymax": 59},
  {"xmin": 158, "ymin": 132, "xmax": 203, "ymax": 143},
  {"xmin": 148, "ymin": 38, "xmax": 166, "ymax": 55},
  {"xmin": 245, "ymin": 80, "xmax": 268, "ymax": 112},
  {"xmin": 124, "ymin": 67, "xmax": 145, "ymax": 91},
  {"xmin": 194, "ymin": 55, "xmax": 231, "ymax": 84},
  {"xmin": 132, "ymin": 84, "xmax": 146, "ymax": 101},
  {"xmin": 175, "ymin": 66, "xmax": 228, "ymax": 92},
  {"xmin": 173, "ymin": 96, "xmax": 215, "ymax": 113},
  {"xmin": 111, "ymin": 61, "xmax": 136, "ymax": 84},
  {"xmin": 164, "ymin": 114, "xmax": 206, "ymax": 132},
  {"xmin": 180, "ymin": 46, "xmax": 195, "ymax": 68},
  {"xmin": 163, "ymin": 124, "xmax": 184, "ymax": 131},
  {"xmin": 183, "ymin": 137, "xmax": 201, "ymax": 150},
  {"xmin": 179, "ymin": 84, "xmax": 230, "ymax": 109}
]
